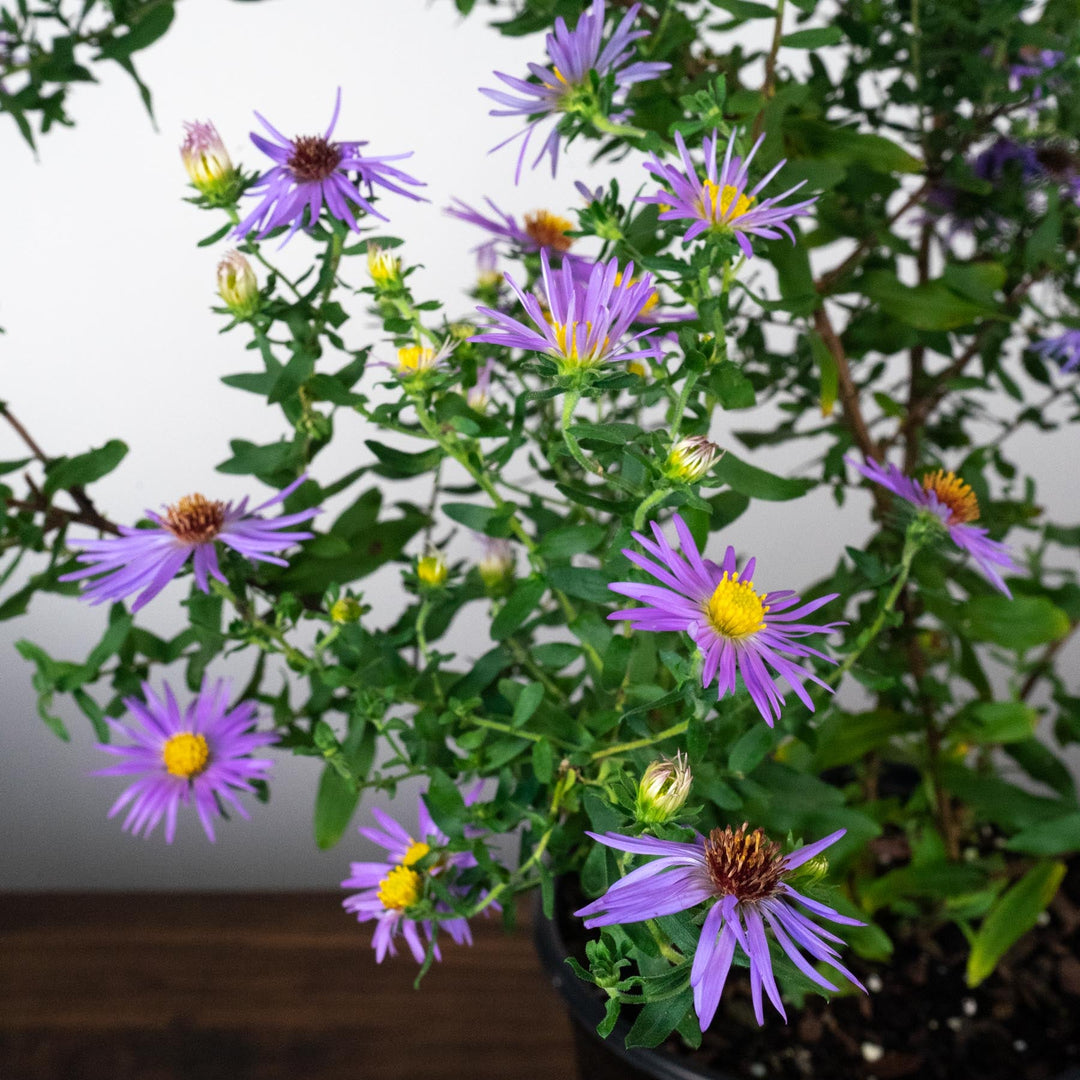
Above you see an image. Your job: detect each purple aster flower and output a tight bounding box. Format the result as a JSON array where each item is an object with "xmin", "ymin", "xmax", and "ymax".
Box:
[
  {"xmin": 235, "ymin": 88, "xmax": 425, "ymax": 244},
  {"xmin": 640, "ymin": 129, "xmax": 818, "ymax": 257},
  {"xmin": 1008, "ymin": 47, "xmax": 1065, "ymax": 98},
  {"xmin": 608, "ymin": 513, "xmax": 842, "ymax": 725},
  {"xmin": 1032, "ymin": 329, "xmax": 1080, "ymax": 373},
  {"xmin": 577, "ymin": 825, "xmax": 865, "ymax": 1027},
  {"xmin": 847, "ymin": 456, "xmax": 1018, "ymax": 597},
  {"xmin": 94, "ymin": 678, "xmax": 276, "ymax": 843},
  {"xmin": 341, "ymin": 790, "xmax": 491, "ymax": 964},
  {"xmin": 470, "ymin": 251, "xmax": 662, "ymax": 376},
  {"xmin": 972, "ymin": 137, "xmax": 1041, "ymax": 183},
  {"xmin": 481, "ymin": 0, "xmax": 670, "ymax": 182},
  {"xmin": 446, "ymin": 197, "xmax": 578, "ymax": 256},
  {"xmin": 60, "ymin": 475, "xmax": 320, "ymax": 612}
]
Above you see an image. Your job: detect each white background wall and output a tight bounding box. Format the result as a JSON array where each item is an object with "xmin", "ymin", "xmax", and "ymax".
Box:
[{"xmin": 0, "ymin": 0, "xmax": 1073, "ymax": 890}]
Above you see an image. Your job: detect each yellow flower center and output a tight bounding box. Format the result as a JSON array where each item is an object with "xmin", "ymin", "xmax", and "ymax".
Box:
[
  {"xmin": 700, "ymin": 181, "xmax": 755, "ymax": 224},
  {"xmin": 921, "ymin": 469, "xmax": 980, "ymax": 525},
  {"xmin": 524, "ymin": 209, "xmax": 575, "ymax": 253},
  {"xmin": 417, "ymin": 554, "xmax": 448, "ymax": 587},
  {"xmin": 402, "ymin": 840, "xmax": 431, "ymax": 868},
  {"xmin": 397, "ymin": 346, "xmax": 437, "ymax": 373},
  {"xmin": 163, "ymin": 494, "xmax": 226, "ymax": 544},
  {"xmin": 162, "ymin": 732, "xmax": 210, "ymax": 779},
  {"xmin": 377, "ymin": 865, "xmax": 423, "ymax": 911},
  {"xmin": 705, "ymin": 572, "xmax": 769, "ymax": 640},
  {"xmin": 544, "ymin": 66, "xmax": 569, "ymax": 90},
  {"xmin": 550, "ymin": 320, "xmax": 609, "ymax": 370}
]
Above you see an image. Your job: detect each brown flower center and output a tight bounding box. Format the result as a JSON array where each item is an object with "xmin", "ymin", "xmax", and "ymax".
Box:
[
  {"xmin": 163, "ymin": 494, "xmax": 226, "ymax": 544},
  {"xmin": 703, "ymin": 824, "xmax": 785, "ymax": 902},
  {"xmin": 524, "ymin": 210, "xmax": 574, "ymax": 253},
  {"xmin": 287, "ymin": 135, "xmax": 343, "ymax": 183},
  {"xmin": 921, "ymin": 469, "xmax": 980, "ymax": 525}
]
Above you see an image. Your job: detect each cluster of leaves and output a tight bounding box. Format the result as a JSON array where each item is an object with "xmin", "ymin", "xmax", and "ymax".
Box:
[{"xmin": 2, "ymin": 0, "xmax": 1079, "ymax": 1054}]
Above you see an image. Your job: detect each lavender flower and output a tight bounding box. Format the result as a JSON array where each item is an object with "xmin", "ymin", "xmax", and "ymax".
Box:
[
  {"xmin": 848, "ymin": 456, "xmax": 1018, "ymax": 597},
  {"xmin": 94, "ymin": 678, "xmax": 276, "ymax": 843},
  {"xmin": 608, "ymin": 513, "xmax": 841, "ymax": 725},
  {"xmin": 235, "ymin": 89, "xmax": 425, "ymax": 244},
  {"xmin": 577, "ymin": 825, "xmax": 865, "ymax": 1027},
  {"xmin": 1008, "ymin": 47, "xmax": 1065, "ymax": 98},
  {"xmin": 341, "ymin": 794, "xmax": 485, "ymax": 963},
  {"xmin": 972, "ymin": 137, "xmax": 1040, "ymax": 183},
  {"xmin": 1032, "ymin": 329, "xmax": 1080, "ymax": 373},
  {"xmin": 481, "ymin": 0, "xmax": 669, "ymax": 182},
  {"xmin": 641, "ymin": 130, "xmax": 818, "ymax": 257},
  {"xmin": 61, "ymin": 475, "xmax": 319, "ymax": 612},
  {"xmin": 446, "ymin": 198, "xmax": 577, "ymax": 256},
  {"xmin": 470, "ymin": 252, "xmax": 662, "ymax": 376},
  {"xmin": 468, "ymin": 358, "xmax": 496, "ymax": 411}
]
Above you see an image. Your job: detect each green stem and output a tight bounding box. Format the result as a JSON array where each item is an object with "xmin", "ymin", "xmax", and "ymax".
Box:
[
  {"xmin": 669, "ymin": 371, "xmax": 700, "ymax": 443},
  {"xmin": 561, "ymin": 390, "xmax": 604, "ymax": 476},
  {"xmin": 465, "ymin": 824, "xmax": 555, "ymax": 918},
  {"xmin": 591, "ymin": 719, "xmax": 690, "ymax": 761},
  {"xmin": 829, "ymin": 529, "xmax": 921, "ymax": 686},
  {"xmin": 633, "ymin": 487, "xmax": 672, "ymax": 532},
  {"xmin": 590, "ymin": 114, "xmax": 648, "ymax": 140}
]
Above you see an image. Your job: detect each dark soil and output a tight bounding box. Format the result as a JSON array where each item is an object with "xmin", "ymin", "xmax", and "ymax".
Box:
[{"xmin": 557, "ymin": 862, "xmax": 1080, "ymax": 1080}]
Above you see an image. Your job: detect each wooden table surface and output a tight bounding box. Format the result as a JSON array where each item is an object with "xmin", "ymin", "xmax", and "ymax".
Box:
[{"xmin": 0, "ymin": 893, "xmax": 579, "ymax": 1080}]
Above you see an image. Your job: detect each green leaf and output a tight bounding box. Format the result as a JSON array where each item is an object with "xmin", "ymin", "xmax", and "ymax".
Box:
[
  {"xmin": 1005, "ymin": 813, "xmax": 1080, "ymax": 856},
  {"xmin": 425, "ymin": 769, "xmax": 466, "ymax": 838},
  {"xmin": 98, "ymin": 2, "xmax": 175, "ymax": 60},
  {"xmin": 512, "ymin": 682, "xmax": 545, "ymax": 727},
  {"xmin": 313, "ymin": 765, "xmax": 359, "ymax": 850},
  {"xmin": 782, "ymin": 25, "xmax": 843, "ymax": 47},
  {"xmin": 217, "ymin": 439, "xmax": 300, "ymax": 477},
  {"xmin": 963, "ymin": 595, "xmax": 1070, "ymax": 651},
  {"xmin": 546, "ymin": 566, "xmax": 613, "ymax": 604},
  {"xmin": 536, "ymin": 524, "xmax": 607, "ymax": 560},
  {"xmin": 784, "ymin": 117, "xmax": 922, "ymax": 174},
  {"xmin": 625, "ymin": 987, "xmax": 694, "ymax": 1049},
  {"xmin": 490, "ymin": 577, "xmax": 546, "ymax": 640},
  {"xmin": 861, "ymin": 270, "xmax": 1000, "ymax": 331},
  {"xmin": 966, "ymin": 862, "xmax": 1066, "ymax": 986},
  {"xmin": 712, "ymin": 450, "xmax": 815, "ymax": 501},
  {"xmin": 42, "ymin": 439, "xmax": 127, "ymax": 496},
  {"xmin": 955, "ymin": 702, "xmax": 1037, "ymax": 745},
  {"xmin": 728, "ymin": 724, "xmax": 774, "ymax": 776},
  {"xmin": 366, "ymin": 440, "xmax": 444, "ymax": 478},
  {"xmin": 531, "ymin": 739, "xmax": 555, "ymax": 783},
  {"xmin": 442, "ymin": 501, "xmax": 516, "ymax": 538},
  {"xmin": 708, "ymin": 0, "xmax": 774, "ymax": 16},
  {"xmin": 568, "ymin": 422, "xmax": 640, "ymax": 445}
]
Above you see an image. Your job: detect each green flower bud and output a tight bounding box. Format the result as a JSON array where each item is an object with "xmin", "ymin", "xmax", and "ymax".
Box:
[
  {"xmin": 330, "ymin": 597, "xmax": 364, "ymax": 624},
  {"xmin": 216, "ymin": 251, "xmax": 259, "ymax": 319},
  {"xmin": 635, "ymin": 751, "xmax": 692, "ymax": 824},
  {"xmin": 417, "ymin": 552, "xmax": 448, "ymax": 589},
  {"xmin": 665, "ymin": 435, "xmax": 722, "ymax": 484}
]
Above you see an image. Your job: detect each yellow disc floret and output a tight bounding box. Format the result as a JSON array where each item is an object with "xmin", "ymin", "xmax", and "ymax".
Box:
[
  {"xmin": 550, "ymin": 320, "xmax": 610, "ymax": 371},
  {"xmin": 921, "ymin": 469, "xmax": 980, "ymax": 525},
  {"xmin": 524, "ymin": 210, "xmax": 575, "ymax": 253},
  {"xmin": 162, "ymin": 732, "xmax": 211, "ymax": 779},
  {"xmin": 700, "ymin": 180, "xmax": 755, "ymax": 224},
  {"xmin": 402, "ymin": 840, "xmax": 431, "ymax": 868},
  {"xmin": 377, "ymin": 864, "xmax": 424, "ymax": 911},
  {"xmin": 705, "ymin": 573, "xmax": 769, "ymax": 640},
  {"xmin": 397, "ymin": 346, "xmax": 438, "ymax": 374}
]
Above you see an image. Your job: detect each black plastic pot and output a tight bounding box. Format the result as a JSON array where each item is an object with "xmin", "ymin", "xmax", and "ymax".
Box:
[{"xmin": 534, "ymin": 892, "xmax": 1080, "ymax": 1080}]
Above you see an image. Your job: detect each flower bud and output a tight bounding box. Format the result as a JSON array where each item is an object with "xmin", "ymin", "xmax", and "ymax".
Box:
[
  {"xmin": 478, "ymin": 536, "xmax": 514, "ymax": 593},
  {"xmin": 181, "ymin": 120, "xmax": 237, "ymax": 201},
  {"xmin": 216, "ymin": 251, "xmax": 259, "ymax": 318},
  {"xmin": 417, "ymin": 551, "xmax": 448, "ymax": 589},
  {"xmin": 468, "ymin": 359, "xmax": 495, "ymax": 412},
  {"xmin": 476, "ymin": 242, "xmax": 501, "ymax": 289},
  {"xmin": 367, "ymin": 243, "xmax": 401, "ymax": 288},
  {"xmin": 665, "ymin": 435, "xmax": 722, "ymax": 484},
  {"xmin": 330, "ymin": 597, "xmax": 364, "ymax": 624},
  {"xmin": 635, "ymin": 751, "xmax": 692, "ymax": 824}
]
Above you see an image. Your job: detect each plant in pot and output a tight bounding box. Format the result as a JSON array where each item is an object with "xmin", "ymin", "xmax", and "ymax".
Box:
[{"xmin": 2, "ymin": 0, "xmax": 1079, "ymax": 1077}]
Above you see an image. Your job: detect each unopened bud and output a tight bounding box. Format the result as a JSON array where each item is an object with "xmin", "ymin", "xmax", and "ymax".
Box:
[
  {"xmin": 330, "ymin": 597, "xmax": 363, "ymax": 624},
  {"xmin": 216, "ymin": 251, "xmax": 259, "ymax": 318},
  {"xmin": 367, "ymin": 243, "xmax": 401, "ymax": 288},
  {"xmin": 417, "ymin": 551, "xmax": 448, "ymax": 589},
  {"xmin": 468, "ymin": 359, "xmax": 495, "ymax": 412},
  {"xmin": 181, "ymin": 120, "xmax": 237, "ymax": 201},
  {"xmin": 665, "ymin": 435, "xmax": 722, "ymax": 484},
  {"xmin": 478, "ymin": 536, "xmax": 515, "ymax": 593},
  {"xmin": 635, "ymin": 751, "xmax": 692, "ymax": 824}
]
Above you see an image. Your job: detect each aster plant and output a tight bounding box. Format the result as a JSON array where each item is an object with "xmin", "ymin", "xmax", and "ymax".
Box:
[{"xmin": 4, "ymin": 0, "xmax": 1080, "ymax": 1074}]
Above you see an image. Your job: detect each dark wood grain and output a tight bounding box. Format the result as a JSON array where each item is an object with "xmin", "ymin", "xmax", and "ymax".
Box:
[{"xmin": 0, "ymin": 893, "xmax": 578, "ymax": 1080}]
